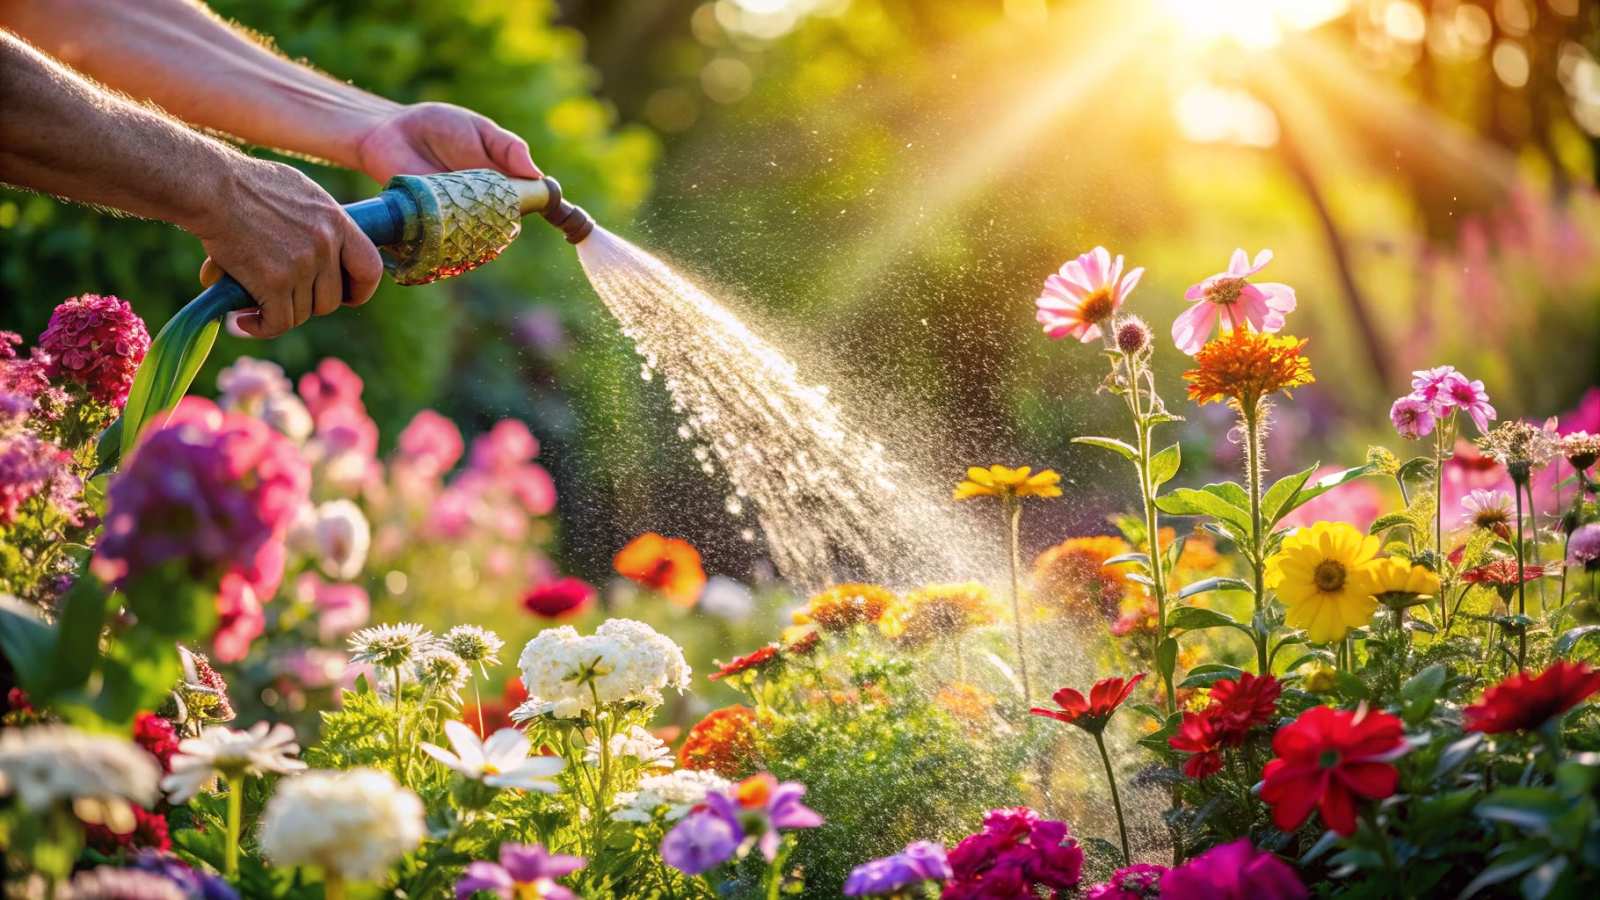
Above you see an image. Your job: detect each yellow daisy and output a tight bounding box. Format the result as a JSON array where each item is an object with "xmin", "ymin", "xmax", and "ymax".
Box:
[
  {"xmin": 1265, "ymin": 521, "xmax": 1381, "ymax": 643},
  {"xmin": 953, "ymin": 465, "xmax": 1062, "ymax": 501},
  {"xmin": 1367, "ymin": 557, "xmax": 1440, "ymax": 610}
]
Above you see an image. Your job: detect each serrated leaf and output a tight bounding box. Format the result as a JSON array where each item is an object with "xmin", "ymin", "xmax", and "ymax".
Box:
[
  {"xmin": 1149, "ymin": 443, "xmax": 1181, "ymax": 489},
  {"xmin": 1072, "ymin": 435, "xmax": 1138, "ymax": 461},
  {"xmin": 1176, "ymin": 576, "xmax": 1253, "ymax": 600}
]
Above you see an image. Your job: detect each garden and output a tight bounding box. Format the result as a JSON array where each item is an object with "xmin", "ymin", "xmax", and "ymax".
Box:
[{"xmin": 4, "ymin": 1, "xmax": 1600, "ymax": 900}]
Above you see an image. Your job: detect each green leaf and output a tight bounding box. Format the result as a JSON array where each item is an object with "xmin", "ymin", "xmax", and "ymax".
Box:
[
  {"xmin": 1476, "ymin": 788, "xmax": 1569, "ymax": 831},
  {"xmin": 1281, "ymin": 649, "xmax": 1335, "ymax": 674},
  {"xmin": 1166, "ymin": 606, "xmax": 1249, "ymax": 636},
  {"xmin": 1102, "ymin": 552, "xmax": 1151, "ymax": 569},
  {"xmin": 1334, "ymin": 671, "xmax": 1370, "ymax": 701},
  {"xmin": 1178, "ymin": 664, "xmax": 1247, "ymax": 689},
  {"xmin": 45, "ymin": 574, "xmax": 115, "ymax": 694},
  {"xmin": 0, "ymin": 598, "xmax": 56, "ymax": 693},
  {"xmin": 1156, "ymin": 637, "xmax": 1178, "ymax": 683},
  {"xmin": 1156, "ymin": 487, "xmax": 1252, "ymax": 537},
  {"xmin": 1176, "ymin": 577, "xmax": 1253, "ymax": 600},
  {"xmin": 1455, "ymin": 845, "xmax": 1549, "ymax": 899},
  {"xmin": 1555, "ymin": 625, "xmax": 1600, "ymax": 658},
  {"xmin": 1432, "ymin": 733, "xmax": 1485, "ymax": 782},
  {"xmin": 1369, "ymin": 512, "xmax": 1416, "ymax": 536},
  {"xmin": 1072, "ymin": 436, "xmax": 1138, "ymax": 462},
  {"xmin": 1129, "ymin": 703, "xmax": 1169, "ymax": 725},
  {"xmin": 1281, "ymin": 463, "xmax": 1378, "ymax": 519},
  {"xmin": 1149, "ymin": 443, "xmax": 1181, "ymax": 489},
  {"xmin": 1126, "ymin": 573, "xmax": 1156, "ymax": 588},
  {"xmin": 1262, "ymin": 463, "xmax": 1318, "ymax": 527},
  {"xmin": 1401, "ymin": 663, "xmax": 1448, "ymax": 723},
  {"xmin": 122, "ymin": 566, "xmax": 218, "ymax": 639},
  {"xmin": 1522, "ymin": 857, "xmax": 1569, "ymax": 900},
  {"xmin": 1202, "ymin": 481, "xmax": 1252, "ymax": 510},
  {"xmin": 1395, "ymin": 456, "xmax": 1436, "ymax": 484}
]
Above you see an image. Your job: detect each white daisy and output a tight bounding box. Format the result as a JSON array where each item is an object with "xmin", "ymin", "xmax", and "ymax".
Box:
[
  {"xmin": 413, "ymin": 649, "xmax": 471, "ymax": 702},
  {"xmin": 442, "ymin": 625, "xmax": 504, "ymax": 676},
  {"xmin": 162, "ymin": 722, "xmax": 307, "ymax": 803},
  {"xmin": 419, "ymin": 721, "xmax": 565, "ymax": 793},
  {"xmin": 585, "ymin": 725, "xmax": 673, "ymax": 771},
  {"xmin": 0, "ymin": 725, "xmax": 160, "ymax": 812},
  {"xmin": 348, "ymin": 622, "xmax": 435, "ymax": 671}
]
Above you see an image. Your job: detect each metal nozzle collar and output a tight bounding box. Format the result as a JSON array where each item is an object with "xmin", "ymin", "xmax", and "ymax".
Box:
[{"xmin": 536, "ymin": 177, "xmax": 596, "ymax": 245}]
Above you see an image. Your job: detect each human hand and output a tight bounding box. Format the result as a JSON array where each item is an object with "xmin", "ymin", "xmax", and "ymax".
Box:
[
  {"xmin": 353, "ymin": 101, "xmax": 541, "ymax": 183},
  {"xmin": 192, "ymin": 159, "xmax": 384, "ymax": 339}
]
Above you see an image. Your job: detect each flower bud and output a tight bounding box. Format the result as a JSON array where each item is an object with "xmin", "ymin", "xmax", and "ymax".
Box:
[{"xmin": 1113, "ymin": 317, "xmax": 1152, "ymax": 355}]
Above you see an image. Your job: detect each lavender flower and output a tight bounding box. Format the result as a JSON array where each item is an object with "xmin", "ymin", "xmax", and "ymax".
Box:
[
  {"xmin": 659, "ymin": 811, "xmax": 742, "ymax": 876},
  {"xmin": 1570, "ymin": 524, "xmax": 1600, "ymax": 568},
  {"xmin": 456, "ymin": 843, "xmax": 585, "ymax": 900},
  {"xmin": 843, "ymin": 841, "xmax": 952, "ymax": 896}
]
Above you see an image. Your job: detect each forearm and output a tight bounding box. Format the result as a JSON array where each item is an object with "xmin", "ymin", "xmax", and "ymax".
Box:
[{"xmin": 0, "ymin": 0, "xmax": 392, "ymax": 172}]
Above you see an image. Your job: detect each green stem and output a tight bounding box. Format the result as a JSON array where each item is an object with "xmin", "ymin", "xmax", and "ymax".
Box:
[
  {"xmin": 393, "ymin": 666, "xmax": 405, "ymax": 781},
  {"xmin": 1515, "ymin": 481, "xmax": 1528, "ymax": 670},
  {"xmin": 472, "ymin": 677, "xmax": 485, "ymax": 736},
  {"xmin": 1244, "ymin": 402, "xmax": 1269, "ymax": 673},
  {"xmin": 1126, "ymin": 352, "xmax": 1174, "ymax": 711},
  {"xmin": 225, "ymin": 775, "xmax": 243, "ymax": 879},
  {"xmin": 324, "ymin": 871, "xmax": 346, "ymax": 900},
  {"xmin": 1094, "ymin": 731, "xmax": 1131, "ymax": 865},
  {"xmin": 1004, "ymin": 497, "xmax": 1032, "ymax": 704},
  {"xmin": 765, "ymin": 836, "xmax": 796, "ymax": 900}
]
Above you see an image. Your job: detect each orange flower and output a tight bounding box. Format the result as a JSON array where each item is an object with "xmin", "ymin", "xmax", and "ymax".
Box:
[
  {"xmin": 1149, "ymin": 527, "xmax": 1221, "ymax": 572},
  {"xmin": 953, "ymin": 465, "xmax": 1062, "ymax": 501},
  {"xmin": 793, "ymin": 583, "xmax": 897, "ymax": 631},
  {"xmin": 936, "ymin": 682, "xmax": 997, "ymax": 725},
  {"xmin": 1033, "ymin": 535, "xmax": 1137, "ymax": 620},
  {"xmin": 613, "ymin": 533, "xmax": 706, "ymax": 607},
  {"xmin": 679, "ymin": 705, "xmax": 763, "ymax": 777},
  {"xmin": 1183, "ymin": 329, "xmax": 1314, "ymax": 410},
  {"xmin": 879, "ymin": 582, "xmax": 1006, "ymax": 647}
]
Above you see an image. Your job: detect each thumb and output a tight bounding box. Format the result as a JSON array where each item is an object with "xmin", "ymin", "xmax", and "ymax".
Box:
[{"xmin": 478, "ymin": 119, "xmax": 542, "ymax": 179}]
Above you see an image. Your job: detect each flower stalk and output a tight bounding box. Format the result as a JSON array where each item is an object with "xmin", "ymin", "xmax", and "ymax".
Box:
[
  {"xmin": 1243, "ymin": 402, "xmax": 1269, "ymax": 673},
  {"xmin": 1093, "ymin": 731, "xmax": 1131, "ymax": 864},
  {"xmin": 1003, "ymin": 495, "xmax": 1032, "ymax": 704},
  {"xmin": 225, "ymin": 774, "xmax": 243, "ymax": 879}
]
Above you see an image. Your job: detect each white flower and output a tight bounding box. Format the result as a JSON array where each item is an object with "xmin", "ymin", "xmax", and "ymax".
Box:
[
  {"xmin": 698, "ymin": 576, "xmax": 755, "ymax": 623},
  {"xmin": 217, "ymin": 357, "xmax": 292, "ymax": 414},
  {"xmin": 412, "ymin": 649, "xmax": 470, "ymax": 702},
  {"xmin": 262, "ymin": 393, "xmax": 314, "ymax": 444},
  {"xmin": 611, "ymin": 770, "xmax": 731, "ymax": 823},
  {"xmin": 258, "ymin": 768, "xmax": 425, "ymax": 881},
  {"xmin": 348, "ymin": 622, "xmax": 435, "ymax": 671},
  {"xmin": 0, "ymin": 725, "xmax": 160, "ymax": 812},
  {"xmin": 419, "ymin": 721, "xmax": 565, "ymax": 792},
  {"xmin": 302, "ymin": 499, "xmax": 370, "ymax": 581},
  {"xmin": 514, "ymin": 618, "xmax": 691, "ymax": 720},
  {"xmin": 585, "ymin": 725, "xmax": 673, "ymax": 771},
  {"xmin": 162, "ymin": 722, "xmax": 307, "ymax": 803},
  {"xmin": 443, "ymin": 624, "xmax": 504, "ymax": 672}
]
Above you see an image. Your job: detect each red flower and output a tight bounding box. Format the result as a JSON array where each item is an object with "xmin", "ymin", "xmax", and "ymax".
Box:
[
  {"xmin": 522, "ymin": 577, "xmax": 595, "ymax": 618},
  {"xmin": 132, "ymin": 712, "xmax": 180, "ymax": 774},
  {"xmin": 1168, "ymin": 711, "xmax": 1227, "ymax": 779},
  {"xmin": 38, "ymin": 294, "xmax": 150, "ymax": 409},
  {"xmin": 1461, "ymin": 559, "xmax": 1547, "ymax": 589},
  {"xmin": 1260, "ymin": 706, "xmax": 1408, "ymax": 835},
  {"xmin": 1463, "ymin": 661, "xmax": 1600, "ymax": 734},
  {"xmin": 614, "ymin": 533, "xmax": 706, "ymax": 607},
  {"xmin": 1209, "ymin": 673, "xmax": 1282, "ymax": 743},
  {"xmin": 709, "ymin": 645, "xmax": 781, "ymax": 682},
  {"xmin": 1030, "ymin": 674, "xmax": 1145, "ymax": 735},
  {"xmin": 83, "ymin": 805, "xmax": 170, "ymax": 855}
]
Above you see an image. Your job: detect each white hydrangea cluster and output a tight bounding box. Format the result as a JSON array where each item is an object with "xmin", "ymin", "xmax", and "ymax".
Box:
[
  {"xmin": 611, "ymin": 769, "xmax": 731, "ymax": 823},
  {"xmin": 514, "ymin": 618, "xmax": 691, "ymax": 719},
  {"xmin": 585, "ymin": 725, "xmax": 673, "ymax": 771},
  {"xmin": 258, "ymin": 768, "xmax": 425, "ymax": 881}
]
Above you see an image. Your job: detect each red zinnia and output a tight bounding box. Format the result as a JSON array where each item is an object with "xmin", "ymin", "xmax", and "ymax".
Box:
[
  {"xmin": 522, "ymin": 577, "xmax": 595, "ymax": 618},
  {"xmin": 1461, "ymin": 559, "xmax": 1547, "ymax": 589},
  {"xmin": 1030, "ymin": 673, "xmax": 1145, "ymax": 735},
  {"xmin": 1168, "ymin": 711, "xmax": 1227, "ymax": 779},
  {"xmin": 1463, "ymin": 660, "xmax": 1600, "ymax": 734},
  {"xmin": 132, "ymin": 712, "xmax": 180, "ymax": 774},
  {"xmin": 1209, "ymin": 673, "xmax": 1282, "ymax": 743},
  {"xmin": 1260, "ymin": 706, "xmax": 1408, "ymax": 835},
  {"xmin": 614, "ymin": 533, "xmax": 707, "ymax": 607},
  {"xmin": 83, "ymin": 805, "xmax": 170, "ymax": 854},
  {"xmin": 679, "ymin": 705, "xmax": 763, "ymax": 776},
  {"xmin": 709, "ymin": 644, "xmax": 782, "ymax": 682}
]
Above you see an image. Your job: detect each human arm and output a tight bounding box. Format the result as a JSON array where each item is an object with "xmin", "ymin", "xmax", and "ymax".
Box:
[
  {"xmin": 0, "ymin": 30, "xmax": 383, "ymax": 337},
  {"xmin": 0, "ymin": 0, "xmax": 541, "ymax": 184}
]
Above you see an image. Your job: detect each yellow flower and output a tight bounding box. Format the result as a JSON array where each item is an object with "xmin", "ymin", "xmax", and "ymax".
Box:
[
  {"xmin": 793, "ymin": 583, "xmax": 897, "ymax": 631},
  {"xmin": 1367, "ymin": 557, "xmax": 1441, "ymax": 610},
  {"xmin": 953, "ymin": 465, "xmax": 1062, "ymax": 501},
  {"xmin": 1183, "ymin": 330, "xmax": 1314, "ymax": 409},
  {"xmin": 1298, "ymin": 660, "xmax": 1337, "ymax": 692},
  {"xmin": 1265, "ymin": 521, "xmax": 1381, "ymax": 643},
  {"xmin": 879, "ymin": 583, "xmax": 1006, "ymax": 646}
]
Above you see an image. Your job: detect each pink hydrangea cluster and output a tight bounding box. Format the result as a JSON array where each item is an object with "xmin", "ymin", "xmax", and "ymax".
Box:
[
  {"xmin": 37, "ymin": 294, "xmax": 150, "ymax": 409},
  {"xmin": 0, "ymin": 331, "xmax": 66, "ymax": 425},
  {"xmin": 94, "ymin": 397, "xmax": 308, "ymax": 660},
  {"xmin": 1391, "ymin": 365, "xmax": 1497, "ymax": 439},
  {"xmin": 943, "ymin": 807, "xmax": 1083, "ymax": 900},
  {"xmin": 0, "ymin": 431, "xmax": 80, "ymax": 526}
]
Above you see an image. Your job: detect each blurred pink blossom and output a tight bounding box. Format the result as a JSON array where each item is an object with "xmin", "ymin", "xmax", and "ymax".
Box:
[
  {"xmin": 297, "ymin": 358, "xmax": 365, "ymax": 423},
  {"xmin": 1035, "ymin": 247, "xmax": 1143, "ymax": 344},
  {"xmin": 398, "ymin": 410, "xmax": 464, "ymax": 478},
  {"xmin": 470, "ymin": 419, "xmax": 540, "ymax": 473},
  {"xmin": 296, "ymin": 573, "xmax": 370, "ymax": 642},
  {"xmin": 1171, "ymin": 249, "xmax": 1296, "ymax": 355},
  {"xmin": 274, "ymin": 647, "xmax": 350, "ymax": 689},
  {"xmin": 0, "ymin": 432, "xmax": 79, "ymax": 526}
]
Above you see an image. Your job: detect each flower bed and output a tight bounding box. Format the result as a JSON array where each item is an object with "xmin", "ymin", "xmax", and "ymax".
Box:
[{"xmin": 2, "ymin": 251, "xmax": 1599, "ymax": 900}]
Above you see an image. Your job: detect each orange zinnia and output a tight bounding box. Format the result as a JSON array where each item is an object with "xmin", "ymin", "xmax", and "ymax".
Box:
[
  {"xmin": 679, "ymin": 705, "xmax": 763, "ymax": 777},
  {"xmin": 1183, "ymin": 329, "xmax": 1314, "ymax": 410},
  {"xmin": 879, "ymin": 582, "xmax": 1005, "ymax": 647},
  {"xmin": 1033, "ymin": 535, "xmax": 1137, "ymax": 620},
  {"xmin": 613, "ymin": 532, "xmax": 706, "ymax": 607},
  {"xmin": 793, "ymin": 583, "xmax": 897, "ymax": 631}
]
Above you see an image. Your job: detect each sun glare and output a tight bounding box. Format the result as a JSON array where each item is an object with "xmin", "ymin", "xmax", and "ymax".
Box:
[{"xmin": 1160, "ymin": 0, "xmax": 1350, "ymax": 50}]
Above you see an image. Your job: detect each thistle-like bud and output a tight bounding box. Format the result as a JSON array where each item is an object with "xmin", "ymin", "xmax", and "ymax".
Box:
[{"xmin": 1113, "ymin": 316, "xmax": 1152, "ymax": 355}]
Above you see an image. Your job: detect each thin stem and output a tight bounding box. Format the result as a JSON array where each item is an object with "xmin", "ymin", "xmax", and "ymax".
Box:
[
  {"xmin": 1004, "ymin": 497, "xmax": 1032, "ymax": 703},
  {"xmin": 765, "ymin": 837, "xmax": 795, "ymax": 900},
  {"xmin": 1244, "ymin": 402, "xmax": 1269, "ymax": 673},
  {"xmin": 1094, "ymin": 731, "xmax": 1131, "ymax": 865},
  {"xmin": 1523, "ymin": 480, "xmax": 1544, "ymax": 614},
  {"xmin": 1435, "ymin": 425, "xmax": 1446, "ymax": 565},
  {"xmin": 225, "ymin": 775, "xmax": 243, "ymax": 879},
  {"xmin": 324, "ymin": 872, "xmax": 346, "ymax": 900},
  {"xmin": 393, "ymin": 666, "xmax": 405, "ymax": 781},
  {"xmin": 1126, "ymin": 352, "xmax": 1174, "ymax": 711},
  {"xmin": 1515, "ymin": 482, "xmax": 1528, "ymax": 670},
  {"xmin": 472, "ymin": 678, "xmax": 485, "ymax": 737}
]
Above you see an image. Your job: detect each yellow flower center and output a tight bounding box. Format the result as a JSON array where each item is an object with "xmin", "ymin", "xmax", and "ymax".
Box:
[
  {"xmin": 483, "ymin": 763, "xmax": 501, "ymax": 775},
  {"xmin": 1079, "ymin": 287, "xmax": 1117, "ymax": 324},
  {"xmin": 1313, "ymin": 560, "xmax": 1346, "ymax": 593},
  {"xmin": 1205, "ymin": 277, "xmax": 1245, "ymax": 306}
]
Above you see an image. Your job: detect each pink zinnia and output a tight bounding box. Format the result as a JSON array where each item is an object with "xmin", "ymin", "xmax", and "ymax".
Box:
[
  {"xmin": 398, "ymin": 410, "xmax": 464, "ymax": 479},
  {"xmin": 1439, "ymin": 372, "xmax": 1497, "ymax": 434},
  {"xmin": 1390, "ymin": 395, "xmax": 1435, "ymax": 440},
  {"xmin": 1035, "ymin": 247, "xmax": 1143, "ymax": 343},
  {"xmin": 1410, "ymin": 365, "xmax": 1459, "ymax": 415},
  {"xmin": 37, "ymin": 294, "xmax": 151, "ymax": 409},
  {"xmin": 1170, "ymin": 249, "xmax": 1296, "ymax": 355}
]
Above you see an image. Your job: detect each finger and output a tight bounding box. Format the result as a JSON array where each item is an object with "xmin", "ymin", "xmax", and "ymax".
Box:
[
  {"xmin": 200, "ymin": 258, "xmax": 223, "ymax": 288},
  {"xmin": 341, "ymin": 228, "xmax": 384, "ymax": 306},
  {"xmin": 292, "ymin": 280, "xmax": 313, "ymax": 331},
  {"xmin": 476, "ymin": 117, "xmax": 542, "ymax": 178},
  {"xmin": 259, "ymin": 291, "xmax": 295, "ymax": 338},
  {"xmin": 233, "ymin": 310, "xmax": 268, "ymax": 340},
  {"xmin": 312, "ymin": 248, "xmax": 343, "ymax": 318}
]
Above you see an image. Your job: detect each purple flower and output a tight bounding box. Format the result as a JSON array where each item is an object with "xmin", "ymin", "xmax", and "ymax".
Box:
[
  {"xmin": 1390, "ymin": 395, "xmax": 1435, "ymax": 441},
  {"xmin": 1570, "ymin": 523, "xmax": 1600, "ymax": 566},
  {"xmin": 1410, "ymin": 366, "xmax": 1459, "ymax": 416},
  {"xmin": 843, "ymin": 841, "xmax": 952, "ymax": 896},
  {"xmin": 704, "ymin": 773, "xmax": 825, "ymax": 862},
  {"xmin": 944, "ymin": 807, "xmax": 1083, "ymax": 900},
  {"xmin": 660, "ymin": 810, "xmax": 742, "ymax": 875},
  {"xmin": 129, "ymin": 851, "xmax": 240, "ymax": 900},
  {"xmin": 1086, "ymin": 863, "xmax": 1166, "ymax": 900},
  {"xmin": 1439, "ymin": 372, "xmax": 1497, "ymax": 434},
  {"xmin": 1161, "ymin": 839, "xmax": 1306, "ymax": 900},
  {"xmin": 0, "ymin": 430, "xmax": 79, "ymax": 526},
  {"xmin": 456, "ymin": 843, "xmax": 585, "ymax": 900},
  {"xmin": 38, "ymin": 293, "xmax": 150, "ymax": 409}
]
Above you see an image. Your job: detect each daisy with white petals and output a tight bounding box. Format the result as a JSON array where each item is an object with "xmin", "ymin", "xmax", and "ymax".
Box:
[
  {"xmin": 0, "ymin": 725, "xmax": 160, "ymax": 813},
  {"xmin": 161, "ymin": 722, "xmax": 307, "ymax": 804},
  {"xmin": 420, "ymin": 721, "xmax": 565, "ymax": 793}
]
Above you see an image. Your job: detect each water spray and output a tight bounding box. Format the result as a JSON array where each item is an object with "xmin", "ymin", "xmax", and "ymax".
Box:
[{"xmin": 100, "ymin": 169, "xmax": 594, "ymax": 469}]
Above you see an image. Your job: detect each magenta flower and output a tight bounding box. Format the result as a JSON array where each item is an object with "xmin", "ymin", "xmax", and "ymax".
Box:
[
  {"xmin": 456, "ymin": 843, "xmax": 585, "ymax": 900},
  {"xmin": 469, "ymin": 419, "xmax": 540, "ymax": 473},
  {"xmin": 297, "ymin": 358, "xmax": 365, "ymax": 424},
  {"xmin": 1171, "ymin": 249, "xmax": 1297, "ymax": 355},
  {"xmin": 1035, "ymin": 247, "xmax": 1143, "ymax": 343},
  {"xmin": 1086, "ymin": 863, "xmax": 1167, "ymax": 900},
  {"xmin": 659, "ymin": 811, "xmax": 742, "ymax": 876},
  {"xmin": 1160, "ymin": 839, "xmax": 1305, "ymax": 900},
  {"xmin": 944, "ymin": 808, "xmax": 1082, "ymax": 900},
  {"xmin": 1570, "ymin": 523, "xmax": 1600, "ymax": 567},
  {"xmin": 1409, "ymin": 366, "xmax": 1459, "ymax": 416},
  {"xmin": 844, "ymin": 841, "xmax": 952, "ymax": 897},
  {"xmin": 1439, "ymin": 372, "xmax": 1497, "ymax": 433},
  {"xmin": 0, "ymin": 432, "xmax": 80, "ymax": 526},
  {"xmin": 1390, "ymin": 395, "xmax": 1435, "ymax": 441},
  {"xmin": 37, "ymin": 294, "xmax": 150, "ymax": 409},
  {"xmin": 398, "ymin": 410, "xmax": 464, "ymax": 479}
]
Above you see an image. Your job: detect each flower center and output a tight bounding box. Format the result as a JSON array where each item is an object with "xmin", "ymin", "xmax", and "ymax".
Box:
[
  {"xmin": 1204, "ymin": 277, "xmax": 1245, "ymax": 306},
  {"xmin": 1474, "ymin": 509, "xmax": 1509, "ymax": 531},
  {"xmin": 1078, "ymin": 287, "xmax": 1117, "ymax": 324},
  {"xmin": 1313, "ymin": 560, "xmax": 1347, "ymax": 593},
  {"xmin": 483, "ymin": 763, "xmax": 501, "ymax": 775},
  {"xmin": 1318, "ymin": 749, "xmax": 1341, "ymax": 769}
]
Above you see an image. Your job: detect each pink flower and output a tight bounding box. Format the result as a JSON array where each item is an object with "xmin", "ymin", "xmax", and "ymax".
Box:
[
  {"xmin": 1086, "ymin": 864, "xmax": 1166, "ymax": 900},
  {"xmin": 1439, "ymin": 372, "xmax": 1497, "ymax": 434},
  {"xmin": 1410, "ymin": 366, "xmax": 1458, "ymax": 416},
  {"xmin": 297, "ymin": 358, "xmax": 365, "ymax": 423},
  {"xmin": 506, "ymin": 464, "xmax": 557, "ymax": 517},
  {"xmin": 469, "ymin": 420, "xmax": 540, "ymax": 473},
  {"xmin": 1171, "ymin": 249, "xmax": 1296, "ymax": 355},
  {"xmin": 398, "ymin": 410, "xmax": 464, "ymax": 479},
  {"xmin": 217, "ymin": 357, "xmax": 293, "ymax": 414},
  {"xmin": 523, "ymin": 577, "xmax": 594, "ymax": 618},
  {"xmin": 297, "ymin": 573, "xmax": 371, "ymax": 642},
  {"xmin": 0, "ymin": 431, "xmax": 80, "ymax": 526},
  {"xmin": 1035, "ymin": 247, "xmax": 1143, "ymax": 343},
  {"xmin": 37, "ymin": 294, "xmax": 151, "ymax": 409},
  {"xmin": 1161, "ymin": 839, "xmax": 1305, "ymax": 900},
  {"xmin": 1390, "ymin": 395, "xmax": 1435, "ymax": 440}
]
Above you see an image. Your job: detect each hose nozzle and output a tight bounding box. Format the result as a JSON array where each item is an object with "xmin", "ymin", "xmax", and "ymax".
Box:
[{"xmin": 513, "ymin": 176, "xmax": 595, "ymax": 245}]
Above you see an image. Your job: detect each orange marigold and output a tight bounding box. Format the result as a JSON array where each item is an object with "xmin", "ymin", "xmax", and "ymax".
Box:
[
  {"xmin": 678, "ymin": 705, "xmax": 762, "ymax": 777},
  {"xmin": 793, "ymin": 583, "xmax": 897, "ymax": 631},
  {"xmin": 614, "ymin": 533, "xmax": 707, "ymax": 607},
  {"xmin": 1032, "ymin": 535, "xmax": 1137, "ymax": 620},
  {"xmin": 1183, "ymin": 330, "xmax": 1314, "ymax": 409},
  {"xmin": 879, "ymin": 582, "xmax": 1006, "ymax": 646},
  {"xmin": 936, "ymin": 681, "xmax": 997, "ymax": 724}
]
